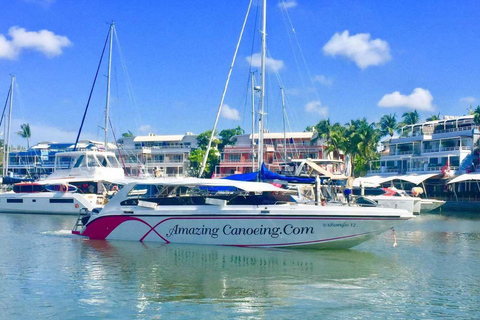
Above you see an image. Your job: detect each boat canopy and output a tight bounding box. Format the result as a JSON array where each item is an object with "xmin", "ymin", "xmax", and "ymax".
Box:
[
  {"xmin": 134, "ymin": 177, "xmax": 286, "ymax": 193},
  {"xmin": 354, "ymin": 173, "xmax": 439, "ymax": 187},
  {"xmin": 447, "ymin": 173, "xmax": 480, "ymax": 184},
  {"xmin": 223, "ymin": 163, "xmax": 316, "ymax": 184}
]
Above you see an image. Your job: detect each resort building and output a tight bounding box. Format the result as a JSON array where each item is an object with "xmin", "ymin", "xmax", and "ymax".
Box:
[
  {"xmin": 116, "ymin": 133, "xmax": 198, "ymax": 177},
  {"xmin": 364, "ymin": 115, "xmax": 480, "ymax": 202},
  {"xmin": 368, "ymin": 115, "xmax": 480, "ymax": 177},
  {"xmin": 216, "ymin": 131, "xmax": 343, "ymax": 178}
]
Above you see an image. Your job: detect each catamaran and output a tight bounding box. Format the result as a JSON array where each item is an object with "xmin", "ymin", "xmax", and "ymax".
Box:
[
  {"xmin": 0, "ymin": 150, "xmax": 126, "ymax": 215},
  {"xmin": 72, "ymin": 178, "xmax": 413, "ymax": 249}
]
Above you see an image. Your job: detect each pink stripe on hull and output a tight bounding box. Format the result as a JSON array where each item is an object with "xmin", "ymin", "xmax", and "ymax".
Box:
[{"xmin": 80, "ymin": 214, "xmax": 402, "ymax": 246}]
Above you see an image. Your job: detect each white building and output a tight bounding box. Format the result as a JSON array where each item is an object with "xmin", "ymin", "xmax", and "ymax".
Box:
[
  {"xmin": 116, "ymin": 133, "xmax": 198, "ymax": 177},
  {"xmin": 368, "ymin": 115, "xmax": 480, "ymax": 176}
]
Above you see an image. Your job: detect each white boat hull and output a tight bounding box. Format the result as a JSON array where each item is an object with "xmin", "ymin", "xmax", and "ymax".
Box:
[
  {"xmin": 76, "ymin": 205, "xmax": 412, "ymax": 249},
  {"xmin": 420, "ymin": 199, "xmax": 446, "ymax": 213},
  {"xmin": 370, "ymin": 196, "xmax": 422, "ymax": 215},
  {"xmin": 0, "ymin": 192, "xmax": 99, "ymax": 215}
]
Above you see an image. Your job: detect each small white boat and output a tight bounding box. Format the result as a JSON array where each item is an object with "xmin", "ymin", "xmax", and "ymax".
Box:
[
  {"xmin": 420, "ymin": 199, "xmax": 446, "ymax": 213},
  {"xmin": 72, "ymin": 179, "xmax": 414, "ymax": 249},
  {"xmin": 0, "ymin": 150, "xmax": 126, "ymax": 215},
  {"xmin": 367, "ymin": 195, "xmax": 422, "ymax": 215}
]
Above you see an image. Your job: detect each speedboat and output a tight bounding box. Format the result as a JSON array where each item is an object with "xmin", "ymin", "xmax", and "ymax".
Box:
[
  {"xmin": 0, "ymin": 150, "xmax": 126, "ymax": 215},
  {"xmin": 419, "ymin": 199, "xmax": 445, "ymax": 213},
  {"xmin": 72, "ymin": 178, "xmax": 414, "ymax": 249}
]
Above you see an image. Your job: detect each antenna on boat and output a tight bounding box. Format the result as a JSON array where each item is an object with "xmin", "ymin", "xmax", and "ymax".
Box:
[
  {"xmin": 2, "ymin": 75, "xmax": 14, "ymax": 177},
  {"xmin": 104, "ymin": 21, "xmax": 114, "ymax": 151},
  {"xmin": 257, "ymin": 0, "xmax": 267, "ymax": 173},
  {"xmin": 198, "ymin": 0, "xmax": 254, "ymax": 178}
]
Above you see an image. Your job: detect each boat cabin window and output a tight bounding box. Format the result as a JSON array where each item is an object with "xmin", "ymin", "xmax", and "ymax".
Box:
[
  {"xmin": 13, "ymin": 184, "xmax": 45, "ymax": 193},
  {"xmin": 74, "ymin": 155, "xmax": 85, "ymax": 168},
  {"xmin": 127, "ymin": 184, "xmax": 161, "ymax": 198},
  {"xmin": 71, "ymin": 181, "xmax": 99, "ymax": 194},
  {"xmin": 97, "ymin": 155, "xmax": 109, "ymax": 167},
  {"xmin": 107, "ymin": 155, "xmax": 121, "ymax": 168},
  {"xmin": 86, "ymin": 155, "xmax": 100, "ymax": 167},
  {"xmin": 56, "ymin": 156, "xmax": 77, "ymax": 170},
  {"xmin": 122, "ymin": 183, "xmax": 295, "ymax": 206}
]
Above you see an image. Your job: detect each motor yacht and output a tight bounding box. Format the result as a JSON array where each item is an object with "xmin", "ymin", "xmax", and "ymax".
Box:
[{"xmin": 0, "ymin": 150, "xmax": 126, "ymax": 215}]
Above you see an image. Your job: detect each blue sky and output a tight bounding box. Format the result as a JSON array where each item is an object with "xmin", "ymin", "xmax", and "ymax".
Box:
[{"xmin": 2, "ymin": 0, "xmax": 480, "ymax": 147}]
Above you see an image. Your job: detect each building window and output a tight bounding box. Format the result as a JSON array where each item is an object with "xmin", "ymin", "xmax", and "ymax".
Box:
[{"xmin": 228, "ymin": 154, "xmax": 240, "ymax": 162}]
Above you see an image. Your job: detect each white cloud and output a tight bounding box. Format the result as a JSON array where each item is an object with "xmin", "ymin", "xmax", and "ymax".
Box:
[
  {"xmin": 221, "ymin": 104, "xmax": 240, "ymax": 120},
  {"xmin": 460, "ymin": 96, "xmax": 476, "ymax": 104},
  {"xmin": 278, "ymin": 1, "xmax": 297, "ymax": 9},
  {"xmin": 246, "ymin": 53, "xmax": 285, "ymax": 72},
  {"xmin": 139, "ymin": 125, "xmax": 154, "ymax": 133},
  {"xmin": 378, "ymin": 88, "xmax": 434, "ymax": 111},
  {"xmin": 305, "ymin": 100, "xmax": 328, "ymax": 118},
  {"xmin": 0, "ymin": 26, "xmax": 71, "ymax": 60},
  {"xmin": 313, "ymin": 75, "xmax": 333, "ymax": 87},
  {"xmin": 323, "ymin": 30, "xmax": 391, "ymax": 69}
]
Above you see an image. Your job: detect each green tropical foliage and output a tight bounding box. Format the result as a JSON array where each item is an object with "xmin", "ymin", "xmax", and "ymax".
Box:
[
  {"xmin": 426, "ymin": 113, "xmax": 440, "ymax": 121},
  {"xmin": 189, "ymin": 129, "xmax": 221, "ymax": 178},
  {"xmin": 378, "ymin": 113, "xmax": 398, "ymax": 138},
  {"xmin": 121, "ymin": 130, "xmax": 134, "ymax": 138},
  {"xmin": 16, "ymin": 123, "xmax": 31, "ymax": 149},
  {"xmin": 472, "ymin": 106, "xmax": 480, "ymax": 125},
  {"xmin": 219, "ymin": 126, "xmax": 244, "ymax": 151},
  {"xmin": 399, "ymin": 110, "xmax": 420, "ymax": 126},
  {"xmin": 310, "ymin": 118, "xmax": 380, "ymax": 176}
]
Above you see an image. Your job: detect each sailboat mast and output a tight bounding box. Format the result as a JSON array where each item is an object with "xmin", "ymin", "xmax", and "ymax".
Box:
[
  {"xmin": 257, "ymin": 0, "xmax": 267, "ymax": 170},
  {"xmin": 251, "ymin": 72, "xmax": 256, "ymax": 172},
  {"xmin": 3, "ymin": 75, "xmax": 14, "ymax": 177},
  {"xmin": 105, "ymin": 22, "xmax": 114, "ymax": 151},
  {"xmin": 281, "ymin": 87, "xmax": 287, "ymax": 163}
]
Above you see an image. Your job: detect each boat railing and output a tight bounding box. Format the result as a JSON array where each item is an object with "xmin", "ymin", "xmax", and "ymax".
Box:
[{"xmin": 72, "ymin": 208, "xmax": 90, "ymax": 234}]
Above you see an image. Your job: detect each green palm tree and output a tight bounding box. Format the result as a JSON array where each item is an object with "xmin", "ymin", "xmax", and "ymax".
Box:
[
  {"xmin": 473, "ymin": 106, "xmax": 480, "ymax": 125},
  {"xmin": 344, "ymin": 118, "xmax": 381, "ymax": 176},
  {"xmin": 400, "ymin": 110, "xmax": 420, "ymax": 126},
  {"xmin": 399, "ymin": 110, "xmax": 420, "ymax": 126},
  {"xmin": 426, "ymin": 113, "xmax": 440, "ymax": 121},
  {"xmin": 378, "ymin": 114, "xmax": 398, "ymax": 139},
  {"xmin": 16, "ymin": 123, "xmax": 31, "ymax": 149},
  {"xmin": 122, "ymin": 130, "xmax": 134, "ymax": 138}
]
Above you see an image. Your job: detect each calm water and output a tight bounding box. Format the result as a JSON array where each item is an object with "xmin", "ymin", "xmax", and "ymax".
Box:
[{"xmin": 0, "ymin": 211, "xmax": 479, "ymax": 319}]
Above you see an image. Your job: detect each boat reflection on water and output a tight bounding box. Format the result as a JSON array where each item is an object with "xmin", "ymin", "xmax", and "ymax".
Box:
[{"xmin": 79, "ymin": 240, "xmax": 390, "ymax": 305}]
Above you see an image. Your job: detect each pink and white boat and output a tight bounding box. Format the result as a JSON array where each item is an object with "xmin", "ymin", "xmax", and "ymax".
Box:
[{"xmin": 72, "ymin": 179, "xmax": 413, "ymax": 249}]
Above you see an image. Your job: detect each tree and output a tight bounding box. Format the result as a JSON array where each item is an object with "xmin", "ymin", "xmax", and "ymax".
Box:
[
  {"xmin": 473, "ymin": 106, "xmax": 480, "ymax": 125},
  {"xmin": 304, "ymin": 125, "xmax": 315, "ymax": 132},
  {"xmin": 378, "ymin": 113, "xmax": 398, "ymax": 139},
  {"xmin": 219, "ymin": 126, "xmax": 244, "ymax": 151},
  {"xmin": 426, "ymin": 113, "xmax": 440, "ymax": 121},
  {"xmin": 399, "ymin": 110, "xmax": 420, "ymax": 126},
  {"xmin": 343, "ymin": 118, "xmax": 381, "ymax": 176},
  {"xmin": 16, "ymin": 123, "xmax": 31, "ymax": 149},
  {"xmin": 189, "ymin": 130, "xmax": 220, "ymax": 177},
  {"xmin": 122, "ymin": 130, "xmax": 134, "ymax": 138}
]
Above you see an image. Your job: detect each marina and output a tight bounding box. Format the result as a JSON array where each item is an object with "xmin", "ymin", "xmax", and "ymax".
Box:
[
  {"xmin": 2, "ymin": 0, "xmax": 480, "ymax": 318},
  {"xmin": 1, "ymin": 211, "xmax": 479, "ymax": 319}
]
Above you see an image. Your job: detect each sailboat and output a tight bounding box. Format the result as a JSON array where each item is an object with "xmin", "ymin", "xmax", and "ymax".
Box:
[
  {"xmin": 72, "ymin": 1, "xmax": 414, "ymax": 249},
  {"xmin": 0, "ymin": 23, "xmax": 127, "ymax": 215}
]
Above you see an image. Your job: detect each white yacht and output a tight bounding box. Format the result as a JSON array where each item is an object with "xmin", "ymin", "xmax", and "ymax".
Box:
[
  {"xmin": 0, "ymin": 150, "xmax": 126, "ymax": 215},
  {"xmin": 72, "ymin": 178, "xmax": 414, "ymax": 249}
]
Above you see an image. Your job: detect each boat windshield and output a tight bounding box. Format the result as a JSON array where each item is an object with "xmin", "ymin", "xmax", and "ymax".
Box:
[{"xmin": 120, "ymin": 183, "xmax": 295, "ymax": 206}]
